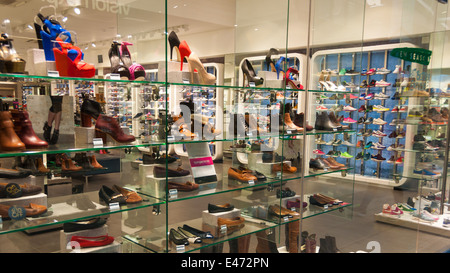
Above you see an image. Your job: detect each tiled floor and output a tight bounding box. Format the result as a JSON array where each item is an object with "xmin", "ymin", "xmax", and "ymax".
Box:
[{"xmin": 0, "ymin": 153, "xmax": 449, "ymax": 253}]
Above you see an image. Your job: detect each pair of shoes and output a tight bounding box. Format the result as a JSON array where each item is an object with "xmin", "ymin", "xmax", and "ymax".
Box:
[
  {"xmin": 276, "ymin": 187, "xmax": 296, "ymax": 198},
  {"xmin": 109, "ymin": 41, "xmax": 146, "ymax": 80},
  {"xmin": 11, "ymin": 110, "xmax": 48, "ymax": 148},
  {"xmin": 0, "ymin": 108, "xmax": 26, "ymax": 151},
  {"xmin": 286, "ymin": 199, "xmax": 307, "ymax": 209},
  {"xmin": 0, "ymin": 203, "xmax": 47, "ymax": 219},
  {"xmin": 228, "ymin": 167, "xmax": 257, "ymax": 183},
  {"xmin": 70, "ymin": 234, "xmax": 114, "ymax": 248},
  {"xmin": 167, "ymin": 181, "xmax": 198, "ymax": 192},
  {"xmin": 0, "ymin": 34, "xmax": 26, "ymax": 73},
  {"xmin": 0, "ymin": 182, "xmax": 41, "ymax": 198},
  {"xmin": 238, "ymin": 166, "xmax": 266, "ymax": 181},
  {"xmin": 169, "ymin": 31, "xmax": 215, "ymax": 85},
  {"xmin": 318, "ymin": 236, "xmax": 340, "ymax": 253},
  {"xmin": 173, "ymin": 227, "xmax": 202, "ymax": 245},
  {"xmin": 268, "ymin": 204, "xmax": 300, "ymax": 218},
  {"xmin": 154, "ymin": 165, "xmax": 190, "ymax": 178},
  {"xmin": 98, "ymin": 185, "xmax": 142, "ymax": 205},
  {"xmin": 315, "ymin": 111, "xmax": 342, "ymax": 131},
  {"xmin": 217, "ymin": 216, "xmax": 245, "ymax": 233},
  {"xmin": 53, "ymin": 36, "xmax": 95, "ymax": 78},
  {"xmin": 63, "ymin": 217, "xmax": 107, "ymax": 232},
  {"xmin": 182, "ymin": 224, "xmax": 214, "ymax": 240},
  {"xmin": 208, "ymin": 203, "xmax": 234, "ymax": 213},
  {"xmin": 272, "ymin": 163, "xmax": 297, "ymax": 173}
]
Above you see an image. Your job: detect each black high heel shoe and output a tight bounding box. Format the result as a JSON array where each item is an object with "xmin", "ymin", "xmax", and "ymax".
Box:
[
  {"xmin": 265, "ymin": 48, "xmax": 279, "ymax": 72},
  {"xmin": 241, "ymin": 59, "xmax": 264, "ymax": 87},
  {"xmin": 108, "ymin": 41, "xmax": 130, "ymax": 80},
  {"xmin": 168, "ymin": 31, "xmax": 181, "ymax": 61}
]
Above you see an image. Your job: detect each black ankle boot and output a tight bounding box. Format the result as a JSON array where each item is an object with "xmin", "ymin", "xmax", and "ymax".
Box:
[
  {"xmin": 43, "ymin": 121, "xmax": 52, "ymax": 142},
  {"xmin": 50, "ymin": 129, "xmax": 59, "ymax": 145}
]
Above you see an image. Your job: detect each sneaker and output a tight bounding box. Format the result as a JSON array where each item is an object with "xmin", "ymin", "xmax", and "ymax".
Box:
[
  {"xmin": 373, "ymin": 118, "xmax": 387, "ymax": 125},
  {"xmin": 399, "ymin": 106, "xmax": 408, "ymax": 113},
  {"xmin": 375, "ymin": 80, "xmax": 391, "ymax": 87},
  {"xmin": 316, "ymin": 105, "xmax": 328, "ymax": 111},
  {"xmin": 413, "ymin": 134, "xmax": 426, "ymax": 142},
  {"xmin": 357, "ymin": 117, "xmax": 366, "ymax": 124},
  {"xmin": 382, "ymin": 204, "xmax": 391, "ymax": 214},
  {"xmin": 371, "ymin": 154, "xmax": 386, "ymax": 161},
  {"xmin": 343, "ymin": 140, "xmax": 355, "ymax": 146},
  {"xmin": 356, "ymin": 140, "xmax": 363, "ymax": 148},
  {"xmin": 359, "ymin": 93, "xmax": 366, "ymax": 100},
  {"xmin": 372, "ymin": 130, "xmax": 387, "ymax": 137},
  {"xmin": 313, "ymin": 149, "xmax": 325, "ymax": 155},
  {"xmin": 343, "ymin": 117, "xmax": 356, "ymax": 123},
  {"xmin": 364, "ymin": 141, "xmax": 373, "ymax": 149},
  {"xmin": 364, "ymin": 117, "xmax": 373, "ymax": 124},
  {"xmin": 376, "ymin": 68, "xmax": 391, "ymax": 74},
  {"xmin": 360, "ymin": 80, "xmax": 369, "ymax": 88},
  {"xmin": 372, "ymin": 142, "xmax": 386, "ymax": 150},
  {"xmin": 387, "ymin": 156, "xmax": 396, "ymax": 163},
  {"xmin": 390, "ymin": 204, "xmax": 403, "ymax": 215},
  {"xmin": 343, "ymin": 82, "xmax": 357, "ymax": 89},
  {"xmin": 343, "ymin": 105, "xmax": 356, "ymax": 112},
  {"xmin": 393, "ymin": 65, "xmax": 402, "ymax": 74},
  {"xmin": 355, "ymin": 152, "xmax": 363, "ymax": 160},
  {"xmin": 362, "ymin": 129, "xmax": 373, "ymax": 137},
  {"xmin": 391, "ymin": 106, "xmax": 399, "ymax": 112},
  {"xmin": 347, "ymin": 94, "xmax": 358, "ymax": 100},
  {"xmin": 373, "ymin": 105, "xmax": 389, "ymax": 112},
  {"xmin": 365, "ymin": 93, "xmax": 374, "ymax": 100},
  {"xmin": 395, "ymin": 157, "xmax": 404, "ymax": 164},
  {"xmin": 413, "ymin": 168, "xmax": 440, "ymax": 177},
  {"xmin": 374, "ymin": 93, "xmax": 390, "ymax": 99},
  {"xmin": 340, "ymin": 152, "xmax": 353, "ymax": 158},
  {"xmin": 346, "ymin": 69, "xmax": 359, "ymax": 76},
  {"xmin": 363, "ymin": 153, "xmax": 371, "ymax": 161},
  {"xmin": 369, "ymin": 80, "xmax": 376, "ymax": 87},
  {"xmin": 332, "ymin": 139, "xmax": 342, "ymax": 146},
  {"xmin": 391, "ymin": 92, "xmax": 400, "ymax": 100},
  {"xmin": 358, "ymin": 105, "xmax": 366, "ymax": 112},
  {"xmin": 339, "ymin": 68, "xmax": 346, "ymax": 75}
]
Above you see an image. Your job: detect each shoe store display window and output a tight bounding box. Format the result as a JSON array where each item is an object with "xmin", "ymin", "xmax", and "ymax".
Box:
[{"xmin": 0, "ymin": 0, "xmax": 448, "ymax": 255}]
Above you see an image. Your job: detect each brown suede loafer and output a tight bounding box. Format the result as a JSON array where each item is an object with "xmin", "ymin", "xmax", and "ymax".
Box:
[{"xmin": 228, "ymin": 167, "xmax": 257, "ymax": 183}]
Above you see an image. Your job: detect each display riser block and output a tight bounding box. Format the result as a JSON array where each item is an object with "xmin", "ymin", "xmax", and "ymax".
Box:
[
  {"xmin": 26, "ymin": 49, "xmax": 56, "ymax": 76},
  {"xmin": 74, "ymin": 127, "xmax": 96, "ymax": 145},
  {"xmin": 143, "ymin": 174, "xmax": 192, "ymax": 198},
  {"xmin": 374, "ymin": 212, "xmax": 450, "ymax": 237},
  {"xmin": 264, "ymin": 80, "xmax": 284, "ymax": 89},
  {"xmin": 158, "ymin": 61, "xmax": 192, "ymax": 83},
  {"xmin": 257, "ymin": 71, "xmax": 278, "ymax": 81},
  {"xmin": 0, "ymin": 192, "xmax": 47, "ymax": 207},
  {"xmin": 248, "ymin": 152, "xmax": 292, "ymax": 178},
  {"xmin": 59, "ymin": 225, "xmax": 109, "ymax": 251},
  {"xmin": 44, "ymin": 176, "xmax": 72, "ymax": 197},
  {"xmin": 202, "ymin": 208, "xmax": 241, "ymax": 227}
]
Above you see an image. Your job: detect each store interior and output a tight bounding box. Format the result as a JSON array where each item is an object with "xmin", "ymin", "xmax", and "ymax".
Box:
[{"xmin": 0, "ymin": 0, "xmax": 449, "ymax": 253}]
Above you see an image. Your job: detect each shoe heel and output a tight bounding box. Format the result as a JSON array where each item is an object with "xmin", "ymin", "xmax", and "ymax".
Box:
[
  {"xmin": 81, "ymin": 112, "xmax": 93, "ymax": 127},
  {"xmin": 95, "ymin": 130, "xmax": 107, "ymax": 143}
]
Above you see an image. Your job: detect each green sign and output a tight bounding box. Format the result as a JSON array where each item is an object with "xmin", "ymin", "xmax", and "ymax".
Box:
[{"xmin": 390, "ymin": 47, "xmax": 432, "ymax": 65}]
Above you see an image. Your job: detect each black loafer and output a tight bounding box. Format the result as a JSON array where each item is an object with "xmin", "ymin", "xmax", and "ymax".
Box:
[
  {"xmin": 208, "ymin": 203, "xmax": 234, "ymax": 213},
  {"xmin": 169, "ymin": 228, "xmax": 189, "ymax": 245},
  {"xmin": 63, "ymin": 217, "xmax": 107, "ymax": 232},
  {"xmin": 182, "ymin": 224, "xmax": 214, "ymax": 240},
  {"xmin": 98, "ymin": 185, "xmax": 126, "ymax": 205}
]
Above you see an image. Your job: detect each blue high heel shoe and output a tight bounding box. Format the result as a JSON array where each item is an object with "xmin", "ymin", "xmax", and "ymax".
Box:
[
  {"xmin": 36, "ymin": 13, "xmax": 71, "ymax": 61},
  {"xmin": 275, "ymin": 57, "xmax": 289, "ymax": 79}
]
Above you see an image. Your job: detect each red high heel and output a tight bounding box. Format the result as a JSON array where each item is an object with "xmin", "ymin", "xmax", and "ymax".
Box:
[
  {"xmin": 178, "ymin": 40, "xmax": 191, "ymax": 71},
  {"xmin": 53, "ymin": 38, "xmax": 95, "ymax": 78},
  {"xmin": 285, "ymin": 68, "xmax": 304, "ymax": 90}
]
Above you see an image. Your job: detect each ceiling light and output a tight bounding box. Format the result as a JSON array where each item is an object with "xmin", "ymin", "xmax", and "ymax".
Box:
[
  {"xmin": 27, "ymin": 24, "xmax": 33, "ymax": 30},
  {"xmin": 74, "ymin": 8, "xmax": 81, "ymax": 15},
  {"xmin": 62, "ymin": 17, "xmax": 68, "ymax": 23},
  {"xmin": 91, "ymin": 43, "xmax": 96, "ymax": 48}
]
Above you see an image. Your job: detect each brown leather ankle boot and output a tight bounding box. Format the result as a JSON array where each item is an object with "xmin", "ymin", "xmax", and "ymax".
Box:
[
  {"xmin": 0, "ymin": 110, "xmax": 25, "ymax": 151},
  {"xmin": 11, "ymin": 110, "xmax": 48, "ymax": 149}
]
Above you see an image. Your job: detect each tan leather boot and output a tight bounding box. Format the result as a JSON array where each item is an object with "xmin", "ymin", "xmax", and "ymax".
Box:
[{"xmin": 0, "ymin": 111, "xmax": 25, "ymax": 151}]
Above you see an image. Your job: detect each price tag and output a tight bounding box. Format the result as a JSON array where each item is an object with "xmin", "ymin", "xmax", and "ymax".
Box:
[
  {"xmin": 220, "ymin": 224, "xmax": 227, "ymax": 234},
  {"xmin": 93, "ymin": 138, "xmax": 104, "ymax": 147},
  {"xmin": 249, "ymin": 82, "xmax": 256, "ymax": 87},
  {"xmin": 283, "ymin": 216, "xmax": 289, "ymax": 222},
  {"xmin": 287, "ymin": 130, "xmax": 292, "ymax": 134},
  {"xmin": 167, "ymin": 135, "xmax": 175, "ymax": 142},
  {"xmin": 323, "ymin": 204, "xmax": 329, "ymax": 209},
  {"xmin": 176, "ymin": 245, "xmax": 186, "ymax": 253},
  {"xmin": 47, "ymin": 70, "xmax": 60, "ymax": 77},
  {"xmin": 110, "ymin": 73, "xmax": 121, "ymax": 80},
  {"xmin": 291, "ymin": 207, "xmax": 296, "ymax": 211},
  {"xmin": 277, "ymin": 172, "xmax": 282, "ymax": 178},
  {"xmin": 169, "ymin": 189, "xmax": 178, "ymax": 200},
  {"xmin": 109, "ymin": 202, "xmax": 120, "ymax": 211},
  {"xmin": 248, "ymin": 180, "xmax": 255, "ymax": 185},
  {"xmin": 183, "ymin": 79, "xmax": 190, "ymax": 84}
]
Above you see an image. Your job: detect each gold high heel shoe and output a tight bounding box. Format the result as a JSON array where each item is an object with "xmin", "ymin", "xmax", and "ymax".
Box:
[{"xmin": 186, "ymin": 52, "xmax": 216, "ymax": 85}]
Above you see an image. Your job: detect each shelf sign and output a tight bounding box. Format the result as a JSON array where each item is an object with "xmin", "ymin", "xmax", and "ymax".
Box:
[
  {"xmin": 109, "ymin": 202, "xmax": 120, "ymax": 211},
  {"xmin": 168, "ymin": 189, "xmax": 178, "ymax": 200},
  {"xmin": 110, "ymin": 73, "xmax": 121, "ymax": 80},
  {"xmin": 93, "ymin": 138, "xmax": 104, "ymax": 147},
  {"xmin": 47, "ymin": 70, "xmax": 60, "ymax": 77},
  {"xmin": 8, "ymin": 206, "xmax": 26, "ymax": 221},
  {"xmin": 220, "ymin": 224, "xmax": 227, "ymax": 234},
  {"xmin": 176, "ymin": 245, "xmax": 185, "ymax": 253}
]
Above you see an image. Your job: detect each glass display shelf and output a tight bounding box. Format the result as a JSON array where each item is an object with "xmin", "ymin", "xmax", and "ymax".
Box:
[
  {"xmin": 123, "ymin": 215, "xmax": 277, "ymax": 253},
  {"xmin": 130, "ymin": 176, "xmax": 283, "ymax": 203},
  {"xmin": 0, "ymin": 191, "xmax": 163, "ymax": 236},
  {"xmin": 0, "ymin": 139, "xmax": 167, "ymax": 159}
]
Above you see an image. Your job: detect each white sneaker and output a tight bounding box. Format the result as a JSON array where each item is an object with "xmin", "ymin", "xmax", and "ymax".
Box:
[
  {"xmin": 343, "ymin": 105, "xmax": 356, "ymax": 111},
  {"xmin": 393, "ymin": 65, "xmax": 402, "ymax": 74},
  {"xmin": 375, "ymin": 80, "xmax": 391, "ymax": 87},
  {"xmin": 373, "ymin": 118, "xmax": 387, "ymax": 125},
  {"xmin": 374, "ymin": 93, "xmax": 390, "ymax": 99},
  {"xmin": 343, "ymin": 140, "xmax": 355, "ymax": 146},
  {"xmin": 376, "ymin": 68, "xmax": 391, "ymax": 74}
]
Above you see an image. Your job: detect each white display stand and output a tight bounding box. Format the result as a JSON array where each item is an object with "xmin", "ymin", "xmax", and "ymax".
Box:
[
  {"xmin": 247, "ymin": 152, "xmax": 292, "ymax": 178},
  {"xmin": 202, "ymin": 208, "xmax": 241, "ymax": 227},
  {"xmin": 307, "ymin": 43, "xmax": 418, "ymax": 187}
]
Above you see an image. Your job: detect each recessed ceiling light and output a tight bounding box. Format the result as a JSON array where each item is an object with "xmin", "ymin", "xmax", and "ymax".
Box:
[
  {"xmin": 62, "ymin": 17, "xmax": 68, "ymax": 22},
  {"xmin": 91, "ymin": 43, "xmax": 96, "ymax": 48},
  {"xmin": 74, "ymin": 8, "xmax": 81, "ymax": 15},
  {"xmin": 27, "ymin": 25, "xmax": 33, "ymax": 30}
]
